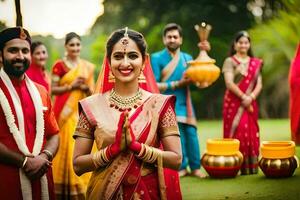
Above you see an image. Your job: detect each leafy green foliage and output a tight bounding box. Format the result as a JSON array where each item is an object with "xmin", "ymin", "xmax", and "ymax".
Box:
[{"xmin": 249, "ymin": 6, "xmax": 300, "ymax": 117}]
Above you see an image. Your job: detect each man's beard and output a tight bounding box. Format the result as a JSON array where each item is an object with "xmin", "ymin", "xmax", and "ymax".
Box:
[
  {"xmin": 166, "ymin": 44, "xmax": 180, "ymax": 52},
  {"xmin": 2, "ymin": 58, "xmax": 30, "ymax": 78}
]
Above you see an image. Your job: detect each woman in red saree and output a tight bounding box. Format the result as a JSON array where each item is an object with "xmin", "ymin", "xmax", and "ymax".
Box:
[
  {"xmin": 289, "ymin": 43, "xmax": 300, "ymax": 145},
  {"xmin": 51, "ymin": 32, "xmax": 95, "ymax": 199},
  {"xmin": 27, "ymin": 41, "xmax": 51, "ymax": 92},
  {"xmin": 222, "ymin": 31, "xmax": 263, "ymax": 175},
  {"xmin": 73, "ymin": 28, "xmax": 182, "ymax": 199}
]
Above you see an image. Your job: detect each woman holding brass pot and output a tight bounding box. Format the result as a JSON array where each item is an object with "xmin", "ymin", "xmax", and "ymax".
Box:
[{"xmin": 222, "ymin": 31, "xmax": 263, "ymax": 175}]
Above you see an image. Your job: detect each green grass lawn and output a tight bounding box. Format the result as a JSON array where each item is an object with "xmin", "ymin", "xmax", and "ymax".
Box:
[{"xmin": 180, "ymin": 119, "xmax": 300, "ymax": 200}]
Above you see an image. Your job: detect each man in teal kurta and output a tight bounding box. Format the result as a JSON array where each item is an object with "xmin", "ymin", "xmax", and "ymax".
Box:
[{"xmin": 151, "ymin": 23, "xmax": 206, "ymax": 178}]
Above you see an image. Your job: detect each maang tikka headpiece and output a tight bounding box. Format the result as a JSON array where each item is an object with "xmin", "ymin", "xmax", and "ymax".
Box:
[
  {"xmin": 120, "ymin": 27, "xmax": 129, "ymax": 53},
  {"xmin": 241, "ymin": 31, "xmax": 249, "ymax": 38}
]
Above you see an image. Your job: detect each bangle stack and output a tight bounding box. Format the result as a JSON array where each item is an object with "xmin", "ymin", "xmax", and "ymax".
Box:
[
  {"xmin": 136, "ymin": 143, "xmax": 162, "ymax": 164},
  {"xmin": 171, "ymin": 81, "xmax": 180, "ymax": 90},
  {"xmin": 92, "ymin": 147, "xmax": 110, "ymax": 168},
  {"xmin": 250, "ymin": 93, "xmax": 256, "ymax": 100},
  {"xmin": 157, "ymin": 83, "xmax": 168, "ymax": 91}
]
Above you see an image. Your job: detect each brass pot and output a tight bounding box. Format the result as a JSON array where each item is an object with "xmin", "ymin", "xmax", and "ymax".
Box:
[
  {"xmin": 201, "ymin": 138, "xmax": 243, "ymax": 178},
  {"xmin": 186, "ymin": 58, "xmax": 220, "ymax": 88},
  {"xmin": 259, "ymin": 156, "xmax": 298, "ymax": 178},
  {"xmin": 259, "ymin": 141, "xmax": 299, "ymax": 178},
  {"xmin": 201, "ymin": 153, "xmax": 243, "ymax": 178},
  {"xmin": 186, "ymin": 22, "xmax": 220, "ymax": 88}
]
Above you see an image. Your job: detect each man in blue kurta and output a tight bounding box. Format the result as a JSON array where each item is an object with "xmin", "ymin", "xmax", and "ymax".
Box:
[{"xmin": 151, "ymin": 23, "xmax": 207, "ymax": 178}]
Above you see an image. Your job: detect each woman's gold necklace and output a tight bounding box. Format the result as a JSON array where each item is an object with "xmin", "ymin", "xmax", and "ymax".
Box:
[
  {"xmin": 235, "ymin": 55, "xmax": 249, "ymax": 75},
  {"xmin": 109, "ymin": 89, "xmax": 142, "ymax": 112}
]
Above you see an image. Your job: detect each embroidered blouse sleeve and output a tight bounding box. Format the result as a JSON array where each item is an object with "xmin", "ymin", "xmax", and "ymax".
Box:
[
  {"xmin": 222, "ymin": 57, "xmax": 234, "ymax": 74},
  {"xmin": 74, "ymin": 112, "xmax": 95, "ymax": 140},
  {"xmin": 158, "ymin": 104, "xmax": 180, "ymax": 138},
  {"xmin": 51, "ymin": 62, "xmax": 64, "ymax": 83}
]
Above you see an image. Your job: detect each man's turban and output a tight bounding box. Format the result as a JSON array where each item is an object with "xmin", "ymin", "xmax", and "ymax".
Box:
[{"xmin": 0, "ymin": 27, "xmax": 31, "ymax": 50}]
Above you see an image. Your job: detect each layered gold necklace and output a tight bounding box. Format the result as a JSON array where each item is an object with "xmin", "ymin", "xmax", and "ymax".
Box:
[
  {"xmin": 235, "ymin": 55, "xmax": 249, "ymax": 76},
  {"xmin": 109, "ymin": 89, "xmax": 142, "ymax": 112}
]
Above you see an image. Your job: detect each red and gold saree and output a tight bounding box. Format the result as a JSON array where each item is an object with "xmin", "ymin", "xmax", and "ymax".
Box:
[
  {"xmin": 223, "ymin": 57, "xmax": 263, "ymax": 174},
  {"xmin": 77, "ymin": 56, "xmax": 182, "ymax": 199}
]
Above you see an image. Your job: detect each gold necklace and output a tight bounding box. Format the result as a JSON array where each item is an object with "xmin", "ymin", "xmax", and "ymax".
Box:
[
  {"xmin": 235, "ymin": 55, "xmax": 249, "ymax": 75},
  {"xmin": 109, "ymin": 89, "xmax": 142, "ymax": 112}
]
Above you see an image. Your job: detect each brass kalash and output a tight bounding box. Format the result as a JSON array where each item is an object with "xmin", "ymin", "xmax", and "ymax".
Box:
[{"xmin": 186, "ymin": 22, "xmax": 220, "ymax": 87}]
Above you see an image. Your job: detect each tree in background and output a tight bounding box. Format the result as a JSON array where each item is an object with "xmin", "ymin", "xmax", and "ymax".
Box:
[
  {"xmin": 15, "ymin": 0, "xmax": 22, "ymax": 26},
  {"xmin": 249, "ymin": 0, "xmax": 300, "ymax": 118},
  {"xmin": 0, "ymin": 0, "xmax": 23, "ymax": 26}
]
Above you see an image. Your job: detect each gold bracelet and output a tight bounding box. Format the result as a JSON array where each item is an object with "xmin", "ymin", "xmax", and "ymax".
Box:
[
  {"xmin": 92, "ymin": 148, "xmax": 110, "ymax": 168},
  {"xmin": 139, "ymin": 144, "xmax": 162, "ymax": 164},
  {"xmin": 66, "ymin": 85, "xmax": 72, "ymax": 91},
  {"xmin": 137, "ymin": 143, "xmax": 145, "ymax": 158},
  {"xmin": 241, "ymin": 94, "xmax": 247, "ymax": 100},
  {"xmin": 171, "ymin": 81, "xmax": 176, "ymax": 90},
  {"xmin": 157, "ymin": 83, "xmax": 168, "ymax": 91},
  {"xmin": 250, "ymin": 93, "xmax": 256, "ymax": 100},
  {"xmin": 42, "ymin": 149, "xmax": 53, "ymax": 161},
  {"xmin": 22, "ymin": 157, "xmax": 28, "ymax": 168},
  {"xmin": 171, "ymin": 81, "xmax": 180, "ymax": 90}
]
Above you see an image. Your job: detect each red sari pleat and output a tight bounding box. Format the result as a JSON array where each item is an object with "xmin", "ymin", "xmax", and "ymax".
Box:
[{"xmin": 289, "ymin": 44, "xmax": 300, "ymax": 145}]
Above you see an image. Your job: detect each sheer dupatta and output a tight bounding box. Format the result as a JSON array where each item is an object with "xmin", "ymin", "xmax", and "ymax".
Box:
[{"xmin": 90, "ymin": 55, "xmax": 181, "ymax": 200}]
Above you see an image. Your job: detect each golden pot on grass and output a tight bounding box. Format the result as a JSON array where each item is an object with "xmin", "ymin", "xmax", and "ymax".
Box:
[
  {"xmin": 186, "ymin": 22, "xmax": 220, "ymax": 88},
  {"xmin": 201, "ymin": 139, "xmax": 243, "ymax": 178},
  {"xmin": 259, "ymin": 141, "xmax": 299, "ymax": 178}
]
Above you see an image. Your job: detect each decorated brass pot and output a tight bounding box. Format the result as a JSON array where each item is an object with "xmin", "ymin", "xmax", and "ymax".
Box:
[
  {"xmin": 186, "ymin": 22, "xmax": 220, "ymax": 88},
  {"xmin": 259, "ymin": 141, "xmax": 299, "ymax": 178},
  {"xmin": 201, "ymin": 139, "xmax": 243, "ymax": 178}
]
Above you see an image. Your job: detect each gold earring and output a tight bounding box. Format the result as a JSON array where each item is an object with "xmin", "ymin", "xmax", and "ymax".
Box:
[
  {"xmin": 109, "ymin": 71, "xmax": 115, "ymax": 82},
  {"xmin": 138, "ymin": 70, "xmax": 146, "ymax": 82}
]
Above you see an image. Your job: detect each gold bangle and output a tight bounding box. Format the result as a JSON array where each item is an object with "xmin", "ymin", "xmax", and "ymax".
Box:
[
  {"xmin": 139, "ymin": 144, "xmax": 162, "ymax": 163},
  {"xmin": 67, "ymin": 85, "xmax": 72, "ymax": 91},
  {"xmin": 171, "ymin": 81, "xmax": 180, "ymax": 90},
  {"xmin": 250, "ymin": 93, "xmax": 256, "ymax": 100},
  {"xmin": 157, "ymin": 83, "xmax": 168, "ymax": 91},
  {"xmin": 42, "ymin": 149, "xmax": 53, "ymax": 161},
  {"xmin": 137, "ymin": 143, "xmax": 145, "ymax": 158},
  {"xmin": 171, "ymin": 81, "xmax": 176, "ymax": 90},
  {"xmin": 92, "ymin": 148, "xmax": 110, "ymax": 168},
  {"xmin": 22, "ymin": 157, "xmax": 28, "ymax": 168},
  {"xmin": 241, "ymin": 94, "xmax": 247, "ymax": 100}
]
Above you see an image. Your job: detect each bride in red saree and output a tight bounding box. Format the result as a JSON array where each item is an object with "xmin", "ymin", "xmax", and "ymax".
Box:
[
  {"xmin": 73, "ymin": 28, "xmax": 182, "ymax": 199},
  {"xmin": 222, "ymin": 31, "xmax": 263, "ymax": 175}
]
